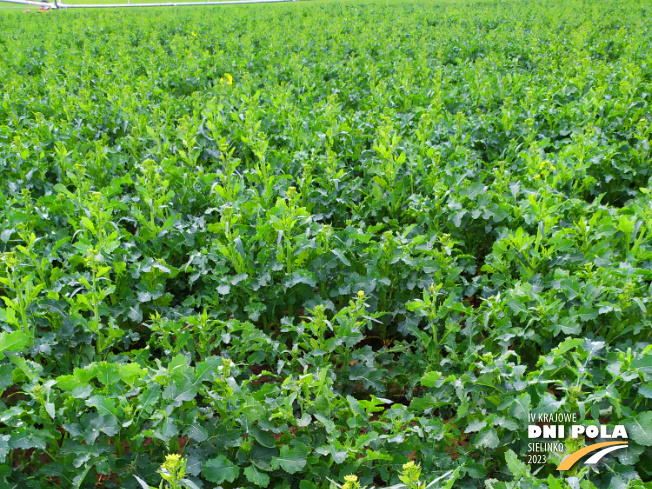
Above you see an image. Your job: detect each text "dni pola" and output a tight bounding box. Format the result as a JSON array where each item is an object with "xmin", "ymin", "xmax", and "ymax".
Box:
[
  {"xmin": 528, "ymin": 413, "xmax": 628, "ymax": 439},
  {"xmin": 529, "ymin": 424, "xmax": 628, "ymax": 439}
]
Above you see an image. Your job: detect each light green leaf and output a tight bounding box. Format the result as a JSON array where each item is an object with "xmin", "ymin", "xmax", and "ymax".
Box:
[
  {"xmin": 244, "ymin": 465, "xmax": 270, "ymax": 487},
  {"xmin": 465, "ymin": 419, "xmax": 487, "ymax": 433},
  {"xmin": 475, "ymin": 427, "xmax": 499, "ymax": 448},
  {"xmin": 554, "ymin": 338, "xmax": 584, "ymax": 356},
  {"xmin": 0, "ymin": 330, "xmax": 30, "ymax": 359},
  {"xmin": 624, "ymin": 412, "xmax": 652, "ymax": 446},
  {"xmin": 187, "ymin": 422, "xmax": 208, "ymax": 443},
  {"xmin": 331, "ymin": 249, "xmax": 351, "ymax": 266},
  {"xmin": 272, "ymin": 444, "xmax": 309, "ymax": 474},
  {"xmin": 505, "ymin": 448, "xmax": 529, "ymax": 479},
  {"xmin": 0, "ymin": 434, "xmax": 10, "ymax": 463},
  {"xmin": 202, "ymin": 455, "xmax": 240, "ymax": 484},
  {"xmin": 639, "ymin": 384, "xmax": 652, "ymax": 399},
  {"xmin": 410, "ymin": 395, "xmax": 437, "ymax": 411},
  {"xmin": 420, "ymin": 371, "xmax": 442, "ymax": 388},
  {"xmin": 509, "ymin": 393, "xmax": 531, "ymax": 422}
]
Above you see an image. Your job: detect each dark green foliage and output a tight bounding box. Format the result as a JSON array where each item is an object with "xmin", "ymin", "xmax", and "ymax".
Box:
[{"xmin": 0, "ymin": 0, "xmax": 651, "ymax": 487}]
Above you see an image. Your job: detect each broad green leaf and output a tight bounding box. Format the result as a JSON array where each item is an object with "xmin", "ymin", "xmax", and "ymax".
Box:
[
  {"xmin": 119, "ymin": 363, "xmax": 146, "ymax": 385},
  {"xmin": 10, "ymin": 429, "xmax": 47, "ymax": 450},
  {"xmin": 153, "ymin": 417, "xmax": 179, "ymax": 442},
  {"xmin": 505, "ymin": 449, "xmax": 529, "ymax": 479},
  {"xmin": 193, "ymin": 356, "xmax": 221, "ymax": 384},
  {"xmin": 0, "ymin": 435, "xmax": 10, "ymax": 463},
  {"xmin": 187, "ymin": 422, "xmax": 208, "ymax": 443},
  {"xmin": 410, "ymin": 395, "xmax": 437, "ymax": 411},
  {"xmin": 624, "ymin": 412, "xmax": 652, "ymax": 446},
  {"xmin": 553, "ymin": 338, "xmax": 584, "ymax": 356},
  {"xmin": 250, "ymin": 424, "xmax": 276, "ymax": 448},
  {"xmin": 509, "ymin": 393, "xmax": 531, "ymax": 422},
  {"xmin": 202, "ymin": 455, "xmax": 240, "ymax": 484},
  {"xmin": 95, "ymin": 363, "xmax": 120, "ymax": 387},
  {"xmin": 283, "ymin": 271, "xmax": 317, "ymax": 288},
  {"xmin": 420, "ymin": 371, "xmax": 442, "ymax": 388},
  {"xmin": 127, "ymin": 306, "xmax": 143, "ymax": 323},
  {"xmin": 475, "ymin": 427, "xmax": 499, "ymax": 449},
  {"xmin": 139, "ymin": 385, "xmax": 161, "ymax": 414},
  {"xmin": 461, "ymin": 182, "xmax": 486, "ymax": 200},
  {"xmin": 465, "ymin": 419, "xmax": 487, "ymax": 433},
  {"xmin": 464, "ymin": 462, "xmax": 487, "ymax": 478},
  {"xmin": 546, "ymin": 475, "xmax": 565, "ymax": 489},
  {"xmin": 331, "ymin": 249, "xmax": 351, "ymax": 266},
  {"xmin": 0, "ymin": 331, "xmax": 30, "ymax": 359},
  {"xmin": 272, "ymin": 444, "xmax": 309, "ymax": 474},
  {"xmin": 639, "ymin": 384, "xmax": 652, "ymax": 399},
  {"xmin": 244, "ymin": 465, "xmax": 270, "ymax": 487},
  {"xmin": 0, "ymin": 364, "xmax": 14, "ymax": 391}
]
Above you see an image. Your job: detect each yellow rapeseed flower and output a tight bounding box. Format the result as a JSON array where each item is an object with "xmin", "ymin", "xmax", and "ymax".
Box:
[
  {"xmin": 220, "ymin": 73, "xmax": 233, "ymax": 85},
  {"xmin": 343, "ymin": 474, "xmax": 360, "ymax": 489},
  {"xmin": 161, "ymin": 453, "xmax": 182, "ymax": 472}
]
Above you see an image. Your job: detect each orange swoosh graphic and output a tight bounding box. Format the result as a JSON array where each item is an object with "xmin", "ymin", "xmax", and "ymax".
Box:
[{"xmin": 557, "ymin": 441, "xmax": 628, "ymax": 470}]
